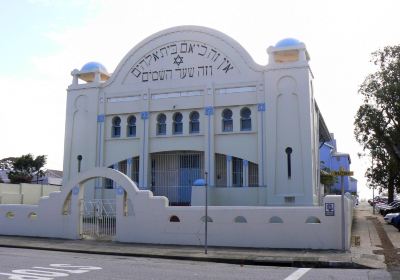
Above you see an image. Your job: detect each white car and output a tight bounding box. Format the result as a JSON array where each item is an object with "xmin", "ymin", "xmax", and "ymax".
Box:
[{"xmin": 384, "ymin": 212, "xmax": 400, "ymax": 223}]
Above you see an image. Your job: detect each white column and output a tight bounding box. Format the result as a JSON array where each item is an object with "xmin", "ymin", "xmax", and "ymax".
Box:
[
  {"xmin": 243, "ymin": 160, "xmax": 249, "ymax": 187},
  {"xmin": 139, "ymin": 111, "xmax": 149, "ymax": 189},
  {"xmin": 227, "ymin": 155, "xmax": 232, "ymax": 187},
  {"xmin": 204, "ymin": 106, "xmax": 215, "ymax": 186},
  {"xmin": 257, "ymin": 103, "xmax": 266, "ymax": 186},
  {"xmin": 127, "ymin": 158, "xmax": 133, "ymax": 179}
]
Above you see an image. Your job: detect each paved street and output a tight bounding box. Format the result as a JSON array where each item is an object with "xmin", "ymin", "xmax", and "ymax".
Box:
[{"xmin": 0, "ymin": 247, "xmax": 391, "ymax": 280}]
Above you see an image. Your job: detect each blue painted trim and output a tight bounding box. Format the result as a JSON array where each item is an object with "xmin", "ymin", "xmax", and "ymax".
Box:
[
  {"xmin": 127, "ymin": 158, "xmax": 133, "ymax": 165},
  {"xmin": 257, "ymin": 103, "xmax": 266, "ymax": 112},
  {"xmin": 243, "ymin": 160, "xmax": 249, "ymax": 167},
  {"xmin": 141, "ymin": 111, "xmax": 149, "ymax": 120},
  {"xmin": 116, "ymin": 187, "xmax": 124, "ymax": 195},
  {"xmin": 193, "ymin": 179, "xmax": 206, "ymax": 186},
  {"xmin": 227, "ymin": 155, "xmax": 232, "ymax": 162},
  {"xmin": 207, "ymin": 111, "xmax": 211, "ymax": 186},
  {"xmin": 97, "ymin": 119, "xmax": 103, "ymax": 167},
  {"xmin": 97, "ymin": 114, "xmax": 105, "ymax": 122},
  {"xmin": 205, "ymin": 106, "xmax": 214, "ymax": 116},
  {"xmin": 72, "ymin": 186, "xmax": 80, "ymax": 195}
]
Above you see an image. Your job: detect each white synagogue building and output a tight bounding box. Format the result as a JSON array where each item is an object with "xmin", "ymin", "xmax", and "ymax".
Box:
[{"xmin": 63, "ymin": 25, "xmax": 331, "ymax": 207}]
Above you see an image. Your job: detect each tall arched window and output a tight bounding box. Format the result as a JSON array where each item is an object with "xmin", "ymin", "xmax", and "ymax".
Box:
[
  {"xmin": 127, "ymin": 115, "xmax": 136, "ymax": 137},
  {"xmin": 240, "ymin": 107, "xmax": 251, "ymax": 131},
  {"xmin": 173, "ymin": 112, "xmax": 183, "ymax": 134},
  {"xmin": 112, "ymin": 116, "xmax": 121, "ymax": 137},
  {"xmin": 157, "ymin": 113, "xmax": 167, "ymax": 135},
  {"xmin": 222, "ymin": 109, "xmax": 233, "ymax": 132},
  {"xmin": 189, "ymin": 111, "xmax": 200, "ymax": 133}
]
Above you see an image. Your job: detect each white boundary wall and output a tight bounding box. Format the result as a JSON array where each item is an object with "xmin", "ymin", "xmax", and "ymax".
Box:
[
  {"xmin": 0, "ymin": 183, "xmax": 60, "ymax": 205},
  {"xmin": 0, "ymin": 168, "xmax": 352, "ymax": 250}
]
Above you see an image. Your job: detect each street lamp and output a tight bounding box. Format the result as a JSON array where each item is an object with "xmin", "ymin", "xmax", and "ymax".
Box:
[
  {"xmin": 371, "ymin": 156, "xmax": 375, "ymax": 215},
  {"xmin": 77, "ymin": 155, "xmax": 83, "ymax": 173}
]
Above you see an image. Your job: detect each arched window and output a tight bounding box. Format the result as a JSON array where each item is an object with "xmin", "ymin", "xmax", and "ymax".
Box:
[
  {"xmin": 112, "ymin": 116, "xmax": 121, "ymax": 137},
  {"xmin": 157, "ymin": 114, "xmax": 167, "ymax": 135},
  {"xmin": 127, "ymin": 115, "xmax": 136, "ymax": 137},
  {"xmin": 240, "ymin": 107, "xmax": 251, "ymax": 131},
  {"xmin": 173, "ymin": 112, "xmax": 183, "ymax": 134},
  {"xmin": 169, "ymin": 215, "xmax": 180, "ymax": 222},
  {"xmin": 189, "ymin": 111, "xmax": 200, "ymax": 133},
  {"xmin": 234, "ymin": 216, "xmax": 247, "ymax": 223},
  {"xmin": 222, "ymin": 109, "xmax": 233, "ymax": 132}
]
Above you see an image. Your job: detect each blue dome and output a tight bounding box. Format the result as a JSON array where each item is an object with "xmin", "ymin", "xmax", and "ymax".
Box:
[
  {"xmin": 275, "ymin": 38, "xmax": 301, "ymax": 48},
  {"xmin": 80, "ymin": 61, "xmax": 108, "ymax": 73}
]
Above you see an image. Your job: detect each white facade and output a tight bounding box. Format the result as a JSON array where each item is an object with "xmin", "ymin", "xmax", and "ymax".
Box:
[{"xmin": 63, "ymin": 26, "xmax": 322, "ymax": 206}]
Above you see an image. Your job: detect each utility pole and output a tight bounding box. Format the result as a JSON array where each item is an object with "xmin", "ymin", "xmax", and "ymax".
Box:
[{"xmin": 204, "ymin": 171, "xmax": 208, "ymax": 255}]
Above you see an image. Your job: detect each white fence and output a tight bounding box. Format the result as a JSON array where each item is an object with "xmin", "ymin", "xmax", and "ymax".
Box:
[
  {"xmin": 0, "ymin": 183, "xmax": 60, "ymax": 205},
  {"xmin": 0, "ymin": 168, "xmax": 353, "ymax": 250}
]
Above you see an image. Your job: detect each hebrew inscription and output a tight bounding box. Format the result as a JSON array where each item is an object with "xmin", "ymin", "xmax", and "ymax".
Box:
[{"xmin": 130, "ymin": 41, "xmax": 235, "ymax": 82}]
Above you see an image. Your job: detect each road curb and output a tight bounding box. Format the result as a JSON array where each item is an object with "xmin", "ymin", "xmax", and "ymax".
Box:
[{"xmin": 0, "ymin": 243, "xmax": 371, "ymax": 269}]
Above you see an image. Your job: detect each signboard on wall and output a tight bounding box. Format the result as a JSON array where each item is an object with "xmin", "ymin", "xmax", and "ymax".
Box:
[
  {"xmin": 130, "ymin": 41, "xmax": 236, "ymax": 83},
  {"xmin": 325, "ymin": 202, "xmax": 335, "ymax": 216}
]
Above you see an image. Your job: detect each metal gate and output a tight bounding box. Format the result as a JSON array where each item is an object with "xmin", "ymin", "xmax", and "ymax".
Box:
[{"xmin": 81, "ymin": 199, "xmax": 116, "ymax": 240}]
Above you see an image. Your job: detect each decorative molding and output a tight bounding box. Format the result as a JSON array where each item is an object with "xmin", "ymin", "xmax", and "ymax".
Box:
[
  {"xmin": 257, "ymin": 103, "xmax": 266, "ymax": 112},
  {"xmin": 72, "ymin": 186, "xmax": 80, "ymax": 195},
  {"xmin": 205, "ymin": 106, "xmax": 214, "ymax": 116},
  {"xmin": 141, "ymin": 111, "xmax": 149, "ymax": 120},
  {"xmin": 97, "ymin": 114, "xmax": 105, "ymax": 123}
]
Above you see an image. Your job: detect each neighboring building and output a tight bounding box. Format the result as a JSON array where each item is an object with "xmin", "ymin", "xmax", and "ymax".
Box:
[
  {"xmin": 319, "ymin": 134, "xmax": 357, "ymax": 194},
  {"xmin": 0, "ymin": 170, "xmax": 10, "ymax": 183},
  {"xmin": 34, "ymin": 169, "xmax": 63, "ymax": 186},
  {"xmin": 0, "ymin": 169, "xmax": 62, "ymax": 186},
  {"xmin": 63, "ymin": 26, "xmax": 332, "ymax": 206}
]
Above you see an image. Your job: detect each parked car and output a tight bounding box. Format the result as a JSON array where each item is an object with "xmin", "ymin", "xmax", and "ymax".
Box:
[
  {"xmin": 382, "ymin": 205, "xmax": 400, "ymax": 216},
  {"xmin": 384, "ymin": 212, "xmax": 400, "ymax": 224},
  {"xmin": 379, "ymin": 201, "xmax": 400, "ymax": 215},
  {"xmin": 369, "ymin": 196, "xmax": 388, "ymax": 206},
  {"xmin": 392, "ymin": 215, "xmax": 400, "ymax": 231}
]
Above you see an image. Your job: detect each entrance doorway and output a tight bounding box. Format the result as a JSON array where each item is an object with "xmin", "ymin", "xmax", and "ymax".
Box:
[{"xmin": 80, "ymin": 199, "xmax": 116, "ymax": 240}]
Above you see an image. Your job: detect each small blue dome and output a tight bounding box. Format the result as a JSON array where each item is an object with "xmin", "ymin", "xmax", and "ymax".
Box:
[
  {"xmin": 80, "ymin": 61, "xmax": 108, "ymax": 73},
  {"xmin": 275, "ymin": 38, "xmax": 301, "ymax": 48}
]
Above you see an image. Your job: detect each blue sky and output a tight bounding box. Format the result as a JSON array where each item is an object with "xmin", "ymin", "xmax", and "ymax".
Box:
[
  {"xmin": 0, "ymin": 1, "xmax": 103, "ymax": 76},
  {"xmin": 1, "ymin": 0, "xmax": 399, "ymax": 199}
]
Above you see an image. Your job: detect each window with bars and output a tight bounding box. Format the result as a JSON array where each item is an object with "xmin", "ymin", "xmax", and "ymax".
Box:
[
  {"xmin": 222, "ymin": 109, "xmax": 233, "ymax": 132},
  {"xmin": 157, "ymin": 113, "xmax": 167, "ymax": 135},
  {"xmin": 232, "ymin": 157, "xmax": 243, "ymax": 187},
  {"xmin": 173, "ymin": 112, "xmax": 183, "ymax": 134},
  {"xmin": 249, "ymin": 161, "xmax": 259, "ymax": 187},
  {"xmin": 127, "ymin": 115, "xmax": 136, "ymax": 137},
  {"xmin": 215, "ymin": 154, "xmax": 227, "ymax": 187},
  {"xmin": 112, "ymin": 116, "xmax": 121, "ymax": 137},
  {"xmin": 189, "ymin": 111, "xmax": 200, "ymax": 133},
  {"xmin": 240, "ymin": 107, "xmax": 251, "ymax": 131}
]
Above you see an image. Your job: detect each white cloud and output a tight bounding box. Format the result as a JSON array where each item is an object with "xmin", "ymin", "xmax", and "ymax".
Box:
[{"xmin": 2, "ymin": 0, "xmax": 400, "ymax": 198}]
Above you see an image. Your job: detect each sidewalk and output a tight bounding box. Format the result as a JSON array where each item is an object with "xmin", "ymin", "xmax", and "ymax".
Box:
[{"xmin": 0, "ymin": 202, "xmax": 395, "ymax": 269}]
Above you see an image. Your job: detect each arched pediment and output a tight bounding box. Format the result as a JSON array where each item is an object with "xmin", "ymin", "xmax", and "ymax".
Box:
[{"xmin": 105, "ymin": 26, "xmax": 264, "ymax": 87}]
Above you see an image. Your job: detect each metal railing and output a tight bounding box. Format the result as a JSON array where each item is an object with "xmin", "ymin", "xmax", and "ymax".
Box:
[{"xmin": 82, "ymin": 199, "xmax": 116, "ymax": 240}]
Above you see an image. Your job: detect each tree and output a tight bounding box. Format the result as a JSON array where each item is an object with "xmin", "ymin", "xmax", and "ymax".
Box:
[
  {"xmin": 354, "ymin": 45, "xmax": 400, "ymax": 203},
  {"xmin": 7, "ymin": 154, "xmax": 47, "ymax": 184}
]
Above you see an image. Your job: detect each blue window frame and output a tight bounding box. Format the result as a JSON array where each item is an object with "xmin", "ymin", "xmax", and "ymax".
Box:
[
  {"xmin": 127, "ymin": 115, "xmax": 136, "ymax": 137},
  {"xmin": 112, "ymin": 116, "xmax": 121, "ymax": 137}
]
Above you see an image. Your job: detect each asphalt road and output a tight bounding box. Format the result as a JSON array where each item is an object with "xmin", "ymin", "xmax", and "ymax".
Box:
[{"xmin": 0, "ymin": 247, "xmax": 392, "ymax": 280}]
